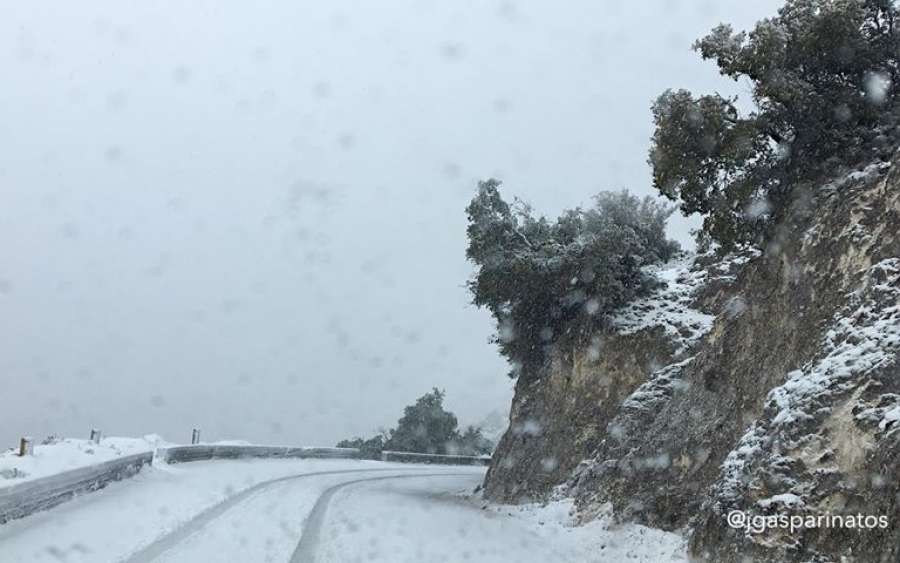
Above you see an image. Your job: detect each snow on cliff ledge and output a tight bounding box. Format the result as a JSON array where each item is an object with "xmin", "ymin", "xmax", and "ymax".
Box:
[{"xmin": 610, "ymin": 253, "xmax": 744, "ymax": 356}]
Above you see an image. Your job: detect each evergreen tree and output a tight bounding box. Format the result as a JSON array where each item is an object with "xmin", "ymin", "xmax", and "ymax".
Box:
[
  {"xmin": 651, "ymin": 0, "xmax": 900, "ymax": 250},
  {"xmin": 337, "ymin": 391, "xmax": 497, "ymax": 457},
  {"xmin": 466, "ymin": 181, "xmax": 679, "ymax": 378},
  {"xmin": 383, "ymin": 388, "xmax": 460, "ymax": 455}
]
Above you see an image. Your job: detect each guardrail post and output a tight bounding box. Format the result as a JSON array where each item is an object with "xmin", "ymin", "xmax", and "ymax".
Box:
[
  {"xmin": 18, "ymin": 437, "xmax": 33, "ymax": 456},
  {"xmin": 90, "ymin": 429, "xmax": 101, "ymax": 444},
  {"xmin": 191, "ymin": 428, "xmax": 201, "ymax": 445}
]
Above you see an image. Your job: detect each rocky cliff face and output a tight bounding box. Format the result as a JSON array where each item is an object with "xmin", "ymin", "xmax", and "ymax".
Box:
[
  {"xmin": 484, "ymin": 154, "xmax": 900, "ymax": 562},
  {"xmin": 482, "ymin": 253, "xmax": 739, "ymax": 503}
]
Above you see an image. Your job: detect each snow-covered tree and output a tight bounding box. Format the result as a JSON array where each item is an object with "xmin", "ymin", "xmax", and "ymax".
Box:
[
  {"xmin": 466, "ymin": 180, "xmax": 679, "ymax": 379},
  {"xmin": 383, "ymin": 389, "xmax": 460, "ymax": 455},
  {"xmin": 339, "ymin": 391, "xmax": 497, "ymax": 457},
  {"xmin": 652, "ymin": 0, "xmax": 900, "ymax": 251}
]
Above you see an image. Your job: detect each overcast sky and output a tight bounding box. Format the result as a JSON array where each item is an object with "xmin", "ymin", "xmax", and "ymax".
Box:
[{"xmin": 0, "ymin": 0, "xmax": 785, "ymax": 449}]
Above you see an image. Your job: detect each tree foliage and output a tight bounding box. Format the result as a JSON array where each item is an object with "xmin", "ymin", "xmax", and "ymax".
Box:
[
  {"xmin": 651, "ymin": 0, "xmax": 900, "ymax": 250},
  {"xmin": 384, "ymin": 388, "xmax": 459, "ymax": 455},
  {"xmin": 335, "ymin": 435, "xmax": 385, "ymax": 460},
  {"xmin": 448, "ymin": 425, "xmax": 494, "ymax": 456},
  {"xmin": 466, "ymin": 181, "xmax": 679, "ymax": 378},
  {"xmin": 336, "ymin": 389, "xmax": 495, "ymax": 456}
]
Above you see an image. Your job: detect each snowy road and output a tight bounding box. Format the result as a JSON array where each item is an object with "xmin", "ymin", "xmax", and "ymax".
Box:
[
  {"xmin": 0, "ymin": 459, "xmax": 685, "ymax": 562},
  {"xmin": 307, "ymin": 473, "xmax": 582, "ymax": 563}
]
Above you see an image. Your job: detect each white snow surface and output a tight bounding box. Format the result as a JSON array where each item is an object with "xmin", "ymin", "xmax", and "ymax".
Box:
[
  {"xmin": 716, "ymin": 423, "xmax": 765, "ymax": 506},
  {"xmin": 610, "ymin": 254, "xmax": 717, "ymax": 356},
  {"xmin": 0, "ymin": 435, "xmax": 164, "ymax": 484},
  {"xmin": 473, "ymin": 497, "xmax": 687, "ymax": 562},
  {"xmin": 757, "ymin": 492, "xmax": 804, "ymax": 509},
  {"xmin": 203, "ymin": 439, "xmax": 254, "ymax": 446},
  {"xmin": 0, "ymin": 457, "xmax": 688, "ymax": 563},
  {"xmin": 0, "ymin": 458, "xmax": 413, "ymax": 562},
  {"xmin": 611, "ymin": 251, "xmax": 758, "ymax": 415},
  {"xmin": 872, "ymin": 404, "xmax": 900, "ymax": 433}
]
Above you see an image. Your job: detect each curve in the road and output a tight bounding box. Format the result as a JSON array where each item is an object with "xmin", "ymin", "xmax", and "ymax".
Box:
[
  {"xmin": 121, "ymin": 467, "xmax": 439, "ymax": 563},
  {"xmin": 289, "ymin": 472, "xmax": 471, "ymax": 563}
]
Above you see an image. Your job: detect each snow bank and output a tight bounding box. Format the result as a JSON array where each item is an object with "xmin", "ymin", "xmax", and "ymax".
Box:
[
  {"xmin": 0, "ymin": 436, "xmax": 161, "ymax": 486},
  {"xmin": 478, "ymin": 497, "xmax": 687, "ymax": 562}
]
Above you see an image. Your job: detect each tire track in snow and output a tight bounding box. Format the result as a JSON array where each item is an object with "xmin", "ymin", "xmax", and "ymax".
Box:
[
  {"xmin": 121, "ymin": 467, "xmax": 430, "ymax": 563},
  {"xmin": 289, "ymin": 472, "xmax": 471, "ymax": 563}
]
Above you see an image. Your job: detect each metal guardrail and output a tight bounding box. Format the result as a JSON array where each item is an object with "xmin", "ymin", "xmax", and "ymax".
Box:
[
  {"xmin": 0, "ymin": 452, "xmax": 153, "ymax": 524},
  {"xmin": 156, "ymin": 445, "xmax": 362, "ymax": 464},
  {"xmin": 0, "ymin": 443, "xmax": 484, "ymax": 526},
  {"xmin": 0, "ymin": 446, "xmax": 362, "ymax": 525},
  {"xmin": 380, "ymin": 450, "xmax": 491, "ymax": 466}
]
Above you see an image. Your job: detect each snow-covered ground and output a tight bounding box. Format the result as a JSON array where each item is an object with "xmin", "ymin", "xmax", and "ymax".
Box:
[
  {"xmin": 0, "ymin": 456, "xmax": 688, "ymax": 562},
  {"xmin": 471, "ymin": 496, "xmax": 687, "ymax": 562},
  {"xmin": 0, "ymin": 458, "xmax": 419, "ymax": 562},
  {"xmin": 0, "ymin": 435, "xmax": 163, "ymax": 484}
]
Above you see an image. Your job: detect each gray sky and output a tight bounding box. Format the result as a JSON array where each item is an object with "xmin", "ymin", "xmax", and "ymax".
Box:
[{"xmin": 0, "ymin": 0, "xmax": 784, "ymax": 449}]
